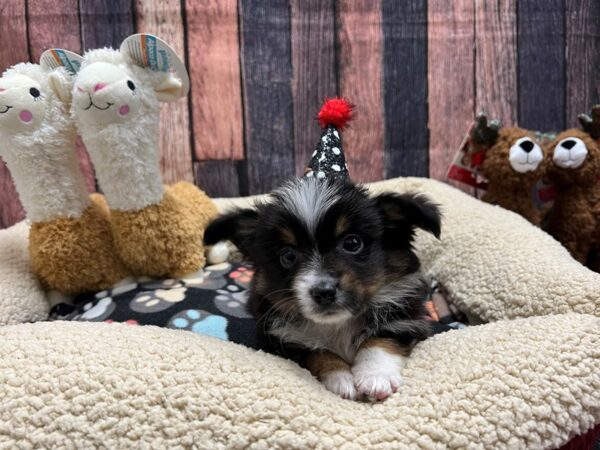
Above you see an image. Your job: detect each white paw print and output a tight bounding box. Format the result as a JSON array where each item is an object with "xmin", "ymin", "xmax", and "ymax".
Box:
[{"xmin": 130, "ymin": 287, "xmax": 187, "ymax": 313}]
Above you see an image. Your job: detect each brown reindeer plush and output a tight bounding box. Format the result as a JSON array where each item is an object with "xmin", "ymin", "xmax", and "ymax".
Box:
[
  {"xmin": 544, "ymin": 106, "xmax": 600, "ymax": 270},
  {"xmin": 468, "ymin": 114, "xmax": 548, "ymax": 226}
]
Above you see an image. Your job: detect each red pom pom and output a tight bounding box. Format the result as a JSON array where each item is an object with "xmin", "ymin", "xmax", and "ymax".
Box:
[{"xmin": 317, "ymin": 97, "xmax": 354, "ymax": 130}]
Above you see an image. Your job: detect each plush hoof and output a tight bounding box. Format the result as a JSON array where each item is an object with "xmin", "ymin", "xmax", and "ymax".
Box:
[
  {"xmin": 29, "ymin": 194, "xmax": 130, "ymax": 295},
  {"xmin": 110, "ymin": 184, "xmax": 219, "ymax": 278}
]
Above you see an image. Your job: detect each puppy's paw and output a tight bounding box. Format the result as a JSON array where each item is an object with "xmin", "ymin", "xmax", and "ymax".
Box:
[
  {"xmin": 351, "ymin": 346, "xmax": 405, "ymax": 402},
  {"xmin": 352, "ymin": 367, "xmax": 403, "ymax": 401},
  {"xmin": 321, "ymin": 370, "xmax": 357, "ymax": 400}
]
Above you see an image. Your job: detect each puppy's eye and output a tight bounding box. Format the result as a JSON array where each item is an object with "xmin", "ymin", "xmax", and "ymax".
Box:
[
  {"xmin": 279, "ymin": 248, "xmax": 297, "ymax": 269},
  {"xmin": 127, "ymin": 80, "xmax": 136, "ymax": 91},
  {"xmin": 342, "ymin": 235, "xmax": 363, "ymax": 254},
  {"xmin": 29, "ymin": 87, "xmax": 41, "ymax": 98}
]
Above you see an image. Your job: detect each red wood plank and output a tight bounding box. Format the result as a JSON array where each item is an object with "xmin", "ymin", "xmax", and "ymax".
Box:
[
  {"xmin": 565, "ymin": 0, "xmax": 600, "ymax": 128},
  {"xmin": 135, "ymin": 0, "xmax": 194, "ymax": 184},
  {"xmin": 27, "ymin": 0, "xmax": 81, "ymax": 62},
  {"xmin": 475, "ymin": 0, "xmax": 518, "ymax": 127},
  {"xmin": 193, "ymin": 161, "xmax": 241, "ymax": 198},
  {"xmin": 428, "ymin": 0, "xmax": 475, "ymax": 181},
  {"xmin": 290, "ymin": 0, "xmax": 337, "ymax": 176},
  {"xmin": 186, "ymin": 0, "xmax": 244, "ymax": 161},
  {"xmin": 0, "ymin": 0, "xmax": 28, "ymax": 228},
  {"xmin": 336, "ymin": 0, "xmax": 385, "ymax": 183}
]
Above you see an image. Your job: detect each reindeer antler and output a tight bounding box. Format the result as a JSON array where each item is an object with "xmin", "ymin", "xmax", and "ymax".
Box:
[
  {"xmin": 470, "ymin": 113, "xmax": 501, "ymax": 150},
  {"xmin": 578, "ymin": 105, "xmax": 600, "ymax": 139}
]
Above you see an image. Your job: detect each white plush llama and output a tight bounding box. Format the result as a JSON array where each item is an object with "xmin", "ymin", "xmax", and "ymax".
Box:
[
  {"xmin": 0, "ymin": 63, "xmax": 128, "ymax": 294},
  {"xmin": 71, "ymin": 48, "xmax": 218, "ymax": 277}
]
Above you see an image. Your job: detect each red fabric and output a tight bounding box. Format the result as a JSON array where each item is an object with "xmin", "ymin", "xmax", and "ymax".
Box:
[
  {"xmin": 470, "ymin": 150, "xmax": 486, "ymax": 167},
  {"xmin": 558, "ymin": 423, "xmax": 600, "ymax": 450},
  {"xmin": 317, "ymin": 97, "xmax": 354, "ymax": 130}
]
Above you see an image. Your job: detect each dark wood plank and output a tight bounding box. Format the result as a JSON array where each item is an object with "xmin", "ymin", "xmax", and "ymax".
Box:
[
  {"xmin": 428, "ymin": 0, "xmax": 475, "ymax": 181},
  {"xmin": 381, "ymin": 0, "xmax": 428, "ymax": 178},
  {"xmin": 336, "ymin": 0, "xmax": 385, "ymax": 183},
  {"xmin": 290, "ymin": 0, "xmax": 337, "ymax": 176},
  {"xmin": 239, "ymin": 0, "xmax": 295, "ymax": 194},
  {"xmin": 186, "ymin": 0, "xmax": 244, "ymax": 162},
  {"xmin": 79, "ymin": 0, "xmax": 134, "ymax": 51},
  {"xmin": 193, "ymin": 161, "xmax": 241, "ymax": 198},
  {"xmin": 27, "ymin": 0, "xmax": 81, "ymax": 62},
  {"xmin": 475, "ymin": 0, "xmax": 518, "ymax": 127},
  {"xmin": 517, "ymin": 0, "xmax": 565, "ymax": 132},
  {"xmin": 0, "ymin": 0, "xmax": 28, "ymax": 227},
  {"xmin": 135, "ymin": 0, "xmax": 194, "ymax": 184},
  {"xmin": 565, "ymin": 0, "xmax": 600, "ymax": 127}
]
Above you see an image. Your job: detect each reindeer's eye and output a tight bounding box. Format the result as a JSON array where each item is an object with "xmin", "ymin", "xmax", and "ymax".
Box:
[
  {"xmin": 29, "ymin": 88, "xmax": 41, "ymax": 98},
  {"xmin": 127, "ymin": 80, "xmax": 136, "ymax": 91}
]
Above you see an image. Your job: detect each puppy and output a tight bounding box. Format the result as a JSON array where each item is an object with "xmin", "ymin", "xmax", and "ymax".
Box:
[{"xmin": 204, "ymin": 177, "xmax": 441, "ymax": 401}]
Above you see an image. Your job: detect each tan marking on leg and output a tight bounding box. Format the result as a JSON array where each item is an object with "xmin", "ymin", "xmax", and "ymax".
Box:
[
  {"xmin": 306, "ymin": 350, "xmax": 351, "ymax": 380},
  {"xmin": 359, "ymin": 338, "xmax": 411, "ymax": 357}
]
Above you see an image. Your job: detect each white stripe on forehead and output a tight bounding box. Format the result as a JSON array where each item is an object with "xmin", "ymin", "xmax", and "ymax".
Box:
[{"xmin": 277, "ymin": 178, "xmax": 339, "ymax": 233}]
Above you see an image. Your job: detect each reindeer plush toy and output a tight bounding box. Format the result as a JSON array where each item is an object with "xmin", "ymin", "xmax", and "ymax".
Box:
[
  {"xmin": 544, "ymin": 106, "xmax": 600, "ymax": 270},
  {"xmin": 467, "ymin": 114, "xmax": 549, "ymax": 226}
]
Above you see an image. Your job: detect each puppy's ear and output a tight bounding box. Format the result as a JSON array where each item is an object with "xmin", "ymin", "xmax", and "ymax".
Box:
[
  {"xmin": 375, "ymin": 193, "xmax": 441, "ymax": 242},
  {"xmin": 204, "ymin": 208, "xmax": 259, "ymax": 255}
]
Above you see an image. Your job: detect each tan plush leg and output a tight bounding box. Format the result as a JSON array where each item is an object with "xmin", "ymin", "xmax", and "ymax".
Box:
[
  {"xmin": 110, "ymin": 184, "xmax": 219, "ymax": 278},
  {"xmin": 29, "ymin": 194, "xmax": 130, "ymax": 295}
]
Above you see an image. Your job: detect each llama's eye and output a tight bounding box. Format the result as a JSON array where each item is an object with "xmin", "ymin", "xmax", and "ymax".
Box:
[
  {"xmin": 341, "ymin": 234, "xmax": 363, "ymax": 254},
  {"xmin": 279, "ymin": 248, "xmax": 297, "ymax": 269},
  {"xmin": 29, "ymin": 87, "xmax": 41, "ymax": 98},
  {"xmin": 127, "ymin": 80, "xmax": 136, "ymax": 91}
]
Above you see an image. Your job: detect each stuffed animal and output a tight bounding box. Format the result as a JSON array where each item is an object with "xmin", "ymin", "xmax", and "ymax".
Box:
[
  {"xmin": 0, "ymin": 62, "xmax": 129, "ymax": 294},
  {"xmin": 467, "ymin": 114, "xmax": 549, "ymax": 225},
  {"xmin": 70, "ymin": 44, "xmax": 218, "ymax": 278},
  {"xmin": 543, "ymin": 106, "xmax": 600, "ymax": 270}
]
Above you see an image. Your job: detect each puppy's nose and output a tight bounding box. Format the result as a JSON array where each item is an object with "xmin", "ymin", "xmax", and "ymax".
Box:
[
  {"xmin": 310, "ymin": 282, "xmax": 337, "ymax": 306},
  {"xmin": 519, "ymin": 140, "xmax": 534, "ymax": 153},
  {"xmin": 561, "ymin": 139, "xmax": 577, "ymax": 150}
]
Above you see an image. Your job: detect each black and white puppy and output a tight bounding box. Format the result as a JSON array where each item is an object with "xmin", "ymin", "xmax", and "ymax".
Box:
[{"xmin": 204, "ymin": 177, "xmax": 441, "ymax": 401}]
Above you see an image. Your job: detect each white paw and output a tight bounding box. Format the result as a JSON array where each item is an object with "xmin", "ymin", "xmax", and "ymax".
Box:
[
  {"xmin": 352, "ymin": 368, "xmax": 403, "ymax": 401},
  {"xmin": 352, "ymin": 347, "xmax": 405, "ymax": 401},
  {"xmin": 322, "ymin": 370, "xmax": 357, "ymax": 400}
]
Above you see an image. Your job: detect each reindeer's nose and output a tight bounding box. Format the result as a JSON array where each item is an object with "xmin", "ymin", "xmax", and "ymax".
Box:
[
  {"xmin": 93, "ymin": 83, "xmax": 107, "ymax": 93},
  {"xmin": 561, "ymin": 139, "xmax": 577, "ymax": 150},
  {"xmin": 519, "ymin": 140, "xmax": 534, "ymax": 153}
]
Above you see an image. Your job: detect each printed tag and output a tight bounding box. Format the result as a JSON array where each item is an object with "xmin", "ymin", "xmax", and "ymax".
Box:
[
  {"xmin": 446, "ymin": 121, "xmax": 489, "ymax": 189},
  {"xmin": 120, "ymin": 33, "xmax": 190, "ymax": 98},
  {"xmin": 39, "ymin": 49, "xmax": 83, "ymax": 75}
]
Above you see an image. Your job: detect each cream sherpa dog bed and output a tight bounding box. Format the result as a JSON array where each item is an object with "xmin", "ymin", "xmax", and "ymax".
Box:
[{"xmin": 0, "ymin": 177, "xmax": 599, "ymax": 449}]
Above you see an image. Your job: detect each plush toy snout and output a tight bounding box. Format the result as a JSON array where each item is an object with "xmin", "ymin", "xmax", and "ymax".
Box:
[
  {"xmin": 551, "ymin": 137, "xmax": 588, "ymax": 169},
  {"xmin": 0, "ymin": 74, "xmax": 47, "ymax": 133},
  {"xmin": 508, "ymin": 136, "xmax": 544, "ymax": 173},
  {"xmin": 72, "ymin": 61, "xmax": 141, "ymax": 126}
]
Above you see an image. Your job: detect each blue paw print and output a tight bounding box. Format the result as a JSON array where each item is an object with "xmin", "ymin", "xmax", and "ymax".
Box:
[{"xmin": 168, "ymin": 309, "xmax": 229, "ymax": 341}]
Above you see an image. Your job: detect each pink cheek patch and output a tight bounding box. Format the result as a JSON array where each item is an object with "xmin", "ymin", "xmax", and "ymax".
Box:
[
  {"xmin": 118, "ymin": 105, "xmax": 130, "ymax": 116},
  {"xmin": 19, "ymin": 110, "xmax": 33, "ymax": 123}
]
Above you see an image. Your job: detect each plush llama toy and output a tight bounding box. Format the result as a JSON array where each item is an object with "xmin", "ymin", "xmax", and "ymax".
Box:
[
  {"xmin": 467, "ymin": 114, "xmax": 549, "ymax": 225},
  {"xmin": 543, "ymin": 106, "xmax": 600, "ymax": 270},
  {"xmin": 70, "ymin": 47, "xmax": 218, "ymax": 278},
  {"xmin": 0, "ymin": 63, "xmax": 128, "ymax": 294}
]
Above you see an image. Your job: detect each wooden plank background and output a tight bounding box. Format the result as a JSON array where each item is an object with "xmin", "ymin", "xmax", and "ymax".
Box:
[{"xmin": 1, "ymin": 0, "xmax": 599, "ymax": 227}]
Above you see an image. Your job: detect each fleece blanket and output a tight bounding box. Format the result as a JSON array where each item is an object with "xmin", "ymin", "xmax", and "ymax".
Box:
[{"xmin": 0, "ymin": 177, "xmax": 599, "ymax": 449}]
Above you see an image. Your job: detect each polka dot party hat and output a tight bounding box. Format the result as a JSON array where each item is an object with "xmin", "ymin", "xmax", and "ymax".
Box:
[{"xmin": 304, "ymin": 97, "xmax": 353, "ymax": 181}]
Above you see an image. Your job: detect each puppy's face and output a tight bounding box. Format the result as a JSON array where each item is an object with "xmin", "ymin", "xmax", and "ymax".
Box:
[{"xmin": 205, "ymin": 178, "xmax": 441, "ymax": 325}]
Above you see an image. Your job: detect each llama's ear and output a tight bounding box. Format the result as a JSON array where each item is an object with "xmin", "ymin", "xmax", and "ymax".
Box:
[
  {"xmin": 155, "ymin": 75, "xmax": 184, "ymax": 102},
  {"xmin": 48, "ymin": 69, "xmax": 73, "ymax": 105}
]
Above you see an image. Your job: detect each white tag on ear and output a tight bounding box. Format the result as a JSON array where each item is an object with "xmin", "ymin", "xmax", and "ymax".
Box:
[
  {"xmin": 120, "ymin": 33, "xmax": 190, "ymax": 98},
  {"xmin": 40, "ymin": 49, "xmax": 83, "ymax": 75}
]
